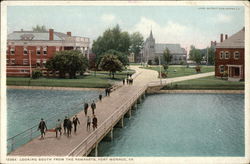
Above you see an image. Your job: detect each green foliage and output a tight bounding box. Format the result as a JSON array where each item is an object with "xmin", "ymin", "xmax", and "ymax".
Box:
[
  {"xmin": 130, "ymin": 32, "xmax": 144, "ymax": 61},
  {"xmin": 92, "ymin": 25, "xmax": 131, "ymax": 57},
  {"xmin": 180, "ymin": 61, "xmax": 184, "ymax": 65},
  {"xmin": 105, "ymin": 49, "xmax": 129, "ymax": 67},
  {"xmin": 99, "ymin": 54, "xmax": 123, "ymax": 79},
  {"xmin": 147, "ymin": 60, "xmax": 152, "ymax": 66},
  {"xmin": 208, "ymin": 47, "xmax": 215, "ymax": 65},
  {"xmin": 45, "ymin": 50, "xmax": 88, "ymax": 78},
  {"xmin": 163, "ymin": 64, "xmax": 168, "ymax": 71},
  {"xmin": 189, "ymin": 45, "xmax": 202, "ymax": 65},
  {"xmin": 32, "ymin": 69, "xmax": 42, "ymax": 79},
  {"xmin": 154, "ymin": 56, "xmax": 159, "ymax": 65},
  {"xmin": 163, "ymin": 48, "xmax": 172, "ymax": 65},
  {"xmin": 32, "ymin": 25, "xmax": 47, "ymax": 32}
]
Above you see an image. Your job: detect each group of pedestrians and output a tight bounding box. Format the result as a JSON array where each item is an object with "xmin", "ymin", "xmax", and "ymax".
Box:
[
  {"xmin": 105, "ymin": 87, "xmax": 111, "ymax": 96},
  {"xmin": 37, "ymin": 83, "xmax": 121, "ymax": 140}
]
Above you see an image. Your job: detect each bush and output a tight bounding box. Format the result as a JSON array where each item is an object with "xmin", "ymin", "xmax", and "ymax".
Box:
[
  {"xmin": 32, "ymin": 69, "xmax": 42, "ymax": 79},
  {"xmin": 180, "ymin": 61, "xmax": 184, "ymax": 65}
]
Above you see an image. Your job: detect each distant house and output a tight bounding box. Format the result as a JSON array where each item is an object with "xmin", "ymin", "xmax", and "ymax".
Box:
[
  {"xmin": 142, "ymin": 30, "xmax": 187, "ymax": 64},
  {"xmin": 215, "ymin": 27, "xmax": 245, "ymax": 81},
  {"xmin": 6, "ymin": 29, "xmax": 90, "ymax": 77}
]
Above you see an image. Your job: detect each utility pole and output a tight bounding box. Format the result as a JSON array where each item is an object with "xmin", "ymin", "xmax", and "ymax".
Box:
[
  {"xmin": 29, "ymin": 50, "xmax": 33, "ymax": 78},
  {"xmin": 159, "ymin": 55, "xmax": 162, "ymax": 85}
]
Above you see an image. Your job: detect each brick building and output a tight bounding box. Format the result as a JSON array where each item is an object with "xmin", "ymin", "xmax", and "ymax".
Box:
[
  {"xmin": 6, "ymin": 29, "xmax": 90, "ymax": 77},
  {"xmin": 215, "ymin": 27, "xmax": 245, "ymax": 81}
]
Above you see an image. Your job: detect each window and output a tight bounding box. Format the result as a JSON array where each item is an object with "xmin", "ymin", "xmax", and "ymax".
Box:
[
  {"xmin": 10, "ymin": 48, "xmax": 15, "ymax": 55},
  {"xmin": 6, "ymin": 59, "xmax": 9, "ymax": 64},
  {"xmin": 225, "ymin": 51, "xmax": 230, "ymax": 59},
  {"xmin": 10, "ymin": 59, "xmax": 15, "ymax": 65},
  {"xmin": 219, "ymin": 65, "xmax": 224, "ymax": 73},
  {"xmin": 43, "ymin": 47, "xmax": 47, "ymax": 55},
  {"xmin": 23, "ymin": 47, "xmax": 28, "ymax": 55},
  {"xmin": 36, "ymin": 47, "xmax": 41, "ymax": 55},
  {"xmin": 234, "ymin": 51, "xmax": 240, "ymax": 59},
  {"xmin": 23, "ymin": 59, "xmax": 28, "ymax": 65},
  {"xmin": 219, "ymin": 51, "xmax": 224, "ymax": 59}
]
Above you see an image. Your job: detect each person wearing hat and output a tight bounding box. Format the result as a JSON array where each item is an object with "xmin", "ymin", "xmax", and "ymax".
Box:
[
  {"xmin": 38, "ymin": 118, "xmax": 47, "ymax": 139},
  {"xmin": 63, "ymin": 116, "xmax": 69, "ymax": 134},
  {"xmin": 55, "ymin": 119, "xmax": 62, "ymax": 138}
]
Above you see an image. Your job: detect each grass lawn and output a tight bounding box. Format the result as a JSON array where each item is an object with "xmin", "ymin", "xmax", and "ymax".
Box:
[
  {"xmin": 7, "ymin": 70, "xmax": 134, "ymax": 88},
  {"xmin": 140, "ymin": 65, "xmax": 214, "ymax": 78},
  {"xmin": 162, "ymin": 76, "xmax": 245, "ymax": 90}
]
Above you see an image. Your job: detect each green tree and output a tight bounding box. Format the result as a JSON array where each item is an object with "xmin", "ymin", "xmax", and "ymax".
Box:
[
  {"xmin": 189, "ymin": 45, "xmax": 202, "ymax": 65},
  {"xmin": 130, "ymin": 32, "xmax": 144, "ymax": 62},
  {"xmin": 208, "ymin": 47, "xmax": 215, "ymax": 65},
  {"xmin": 99, "ymin": 54, "xmax": 123, "ymax": 79},
  {"xmin": 154, "ymin": 56, "xmax": 159, "ymax": 65},
  {"xmin": 46, "ymin": 50, "xmax": 88, "ymax": 78},
  {"xmin": 97, "ymin": 49, "xmax": 129, "ymax": 67},
  {"xmin": 92, "ymin": 25, "xmax": 131, "ymax": 56},
  {"xmin": 163, "ymin": 48, "xmax": 172, "ymax": 65},
  {"xmin": 32, "ymin": 25, "xmax": 47, "ymax": 32}
]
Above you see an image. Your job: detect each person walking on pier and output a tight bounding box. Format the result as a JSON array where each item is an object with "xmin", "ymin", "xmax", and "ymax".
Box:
[
  {"xmin": 38, "ymin": 118, "xmax": 47, "ymax": 139},
  {"xmin": 63, "ymin": 116, "xmax": 69, "ymax": 134},
  {"xmin": 87, "ymin": 116, "xmax": 91, "ymax": 131},
  {"xmin": 91, "ymin": 100, "xmax": 96, "ymax": 114},
  {"xmin": 67, "ymin": 118, "xmax": 72, "ymax": 137},
  {"xmin": 84, "ymin": 103, "xmax": 88, "ymax": 116},
  {"xmin": 123, "ymin": 79, "xmax": 125, "ymax": 85},
  {"xmin": 99, "ymin": 94, "xmax": 102, "ymax": 101},
  {"xmin": 73, "ymin": 115, "xmax": 80, "ymax": 133},
  {"xmin": 55, "ymin": 119, "xmax": 62, "ymax": 138},
  {"xmin": 92, "ymin": 115, "xmax": 98, "ymax": 130},
  {"xmin": 105, "ymin": 88, "xmax": 108, "ymax": 96}
]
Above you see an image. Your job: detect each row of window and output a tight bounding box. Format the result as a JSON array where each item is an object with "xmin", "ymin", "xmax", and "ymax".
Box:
[
  {"xmin": 8, "ymin": 47, "xmax": 60, "ymax": 55},
  {"xmin": 7, "ymin": 59, "xmax": 47, "ymax": 65},
  {"xmin": 219, "ymin": 51, "xmax": 240, "ymax": 60}
]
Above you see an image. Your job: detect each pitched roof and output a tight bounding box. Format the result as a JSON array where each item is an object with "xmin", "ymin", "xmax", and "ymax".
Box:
[
  {"xmin": 216, "ymin": 27, "xmax": 244, "ymax": 48},
  {"xmin": 155, "ymin": 43, "xmax": 186, "ymax": 54},
  {"xmin": 7, "ymin": 31, "xmax": 68, "ymax": 41}
]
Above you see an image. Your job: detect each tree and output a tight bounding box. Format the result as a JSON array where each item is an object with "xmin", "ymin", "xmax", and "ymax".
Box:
[
  {"xmin": 97, "ymin": 49, "xmax": 129, "ymax": 67},
  {"xmin": 154, "ymin": 56, "xmax": 159, "ymax": 65},
  {"xmin": 92, "ymin": 25, "xmax": 131, "ymax": 56},
  {"xmin": 163, "ymin": 48, "xmax": 172, "ymax": 65},
  {"xmin": 99, "ymin": 54, "xmax": 123, "ymax": 79},
  {"xmin": 130, "ymin": 32, "xmax": 144, "ymax": 62},
  {"xmin": 46, "ymin": 50, "xmax": 88, "ymax": 78},
  {"xmin": 32, "ymin": 25, "xmax": 47, "ymax": 32},
  {"xmin": 189, "ymin": 45, "xmax": 202, "ymax": 65},
  {"xmin": 207, "ymin": 47, "xmax": 215, "ymax": 65}
]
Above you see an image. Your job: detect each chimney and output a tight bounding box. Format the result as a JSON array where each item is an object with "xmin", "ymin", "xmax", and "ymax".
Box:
[
  {"xmin": 220, "ymin": 33, "xmax": 223, "ymax": 42},
  {"xmin": 67, "ymin": 32, "xmax": 71, "ymax": 36},
  {"xmin": 225, "ymin": 34, "xmax": 228, "ymax": 40},
  {"xmin": 49, "ymin": 29, "xmax": 54, "ymax": 40},
  {"xmin": 215, "ymin": 41, "xmax": 217, "ymax": 45}
]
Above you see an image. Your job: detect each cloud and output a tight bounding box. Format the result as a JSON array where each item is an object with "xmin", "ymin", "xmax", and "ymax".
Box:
[
  {"xmin": 216, "ymin": 14, "xmax": 232, "ymax": 23},
  {"xmin": 129, "ymin": 17, "xmax": 214, "ymax": 51},
  {"xmin": 101, "ymin": 14, "xmax": 116, "ymax": 23}
]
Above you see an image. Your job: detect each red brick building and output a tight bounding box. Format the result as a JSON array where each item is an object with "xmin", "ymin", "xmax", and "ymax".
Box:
[
  {"xmin": 215, "ymin": 27, "xmax": 245, "ymax": 81},
  {"xmin": 6, "ymin": 29, "xmax": 90, "ymax": 77}
]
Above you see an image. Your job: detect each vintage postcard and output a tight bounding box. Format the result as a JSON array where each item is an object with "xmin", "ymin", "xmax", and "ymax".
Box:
[{"xmin": 0, "ymin": 1, "xmax": 249, "ymax": 164}]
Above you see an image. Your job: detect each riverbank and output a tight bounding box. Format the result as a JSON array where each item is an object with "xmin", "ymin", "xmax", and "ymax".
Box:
[
  {"xmin": 156, "ymin": 90, "xmax": 244, "ymax": 94},
  {"xmin": 162, "ymin": 76, "xmax": 244, "ymax": 90},
  {"xmin": 7, "ymin": 85, "xmax": 104, "ymax": 91}
]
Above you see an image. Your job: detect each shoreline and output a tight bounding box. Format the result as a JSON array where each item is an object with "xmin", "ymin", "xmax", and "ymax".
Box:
[
  {"xmin": 156, "ymin": 89, "xmax": 244, "ymax": 94},
  {"xmin": 7, "ymin": 85, "xmax": 104, "ymax": 91}
]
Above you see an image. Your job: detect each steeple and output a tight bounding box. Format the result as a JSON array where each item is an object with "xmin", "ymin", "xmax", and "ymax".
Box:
[{"xmin": 149, "ymin": 27, "xmax": 153, "ymax": 38}]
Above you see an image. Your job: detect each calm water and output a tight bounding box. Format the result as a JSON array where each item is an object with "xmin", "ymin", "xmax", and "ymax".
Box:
[
  {"xmin": 7, "ymin": 89, "xmax": 100, "ymax": 139},
  {"xmin": 98, "ymin": 93, "xmax": 244, "ymax": 156}
]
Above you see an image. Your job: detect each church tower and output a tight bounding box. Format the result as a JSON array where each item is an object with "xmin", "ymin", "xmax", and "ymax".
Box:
[{"xmin": 143, "ymin": 29, "xmax": 155, "ymax": 63}]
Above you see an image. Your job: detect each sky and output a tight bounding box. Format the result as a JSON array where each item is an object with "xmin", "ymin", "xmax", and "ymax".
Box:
[{"xmin": 7, "ymin": 5, "xmax": 244, "ymax": 50}]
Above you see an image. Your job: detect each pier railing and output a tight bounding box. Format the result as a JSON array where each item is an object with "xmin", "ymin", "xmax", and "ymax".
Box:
[
  {"xmin": 7, "ymin": 90, "xmax": 105, "ymax": 153},
  {"xmin": 67, "ymin": 85, "xmax": 147, "ymax": 156}
]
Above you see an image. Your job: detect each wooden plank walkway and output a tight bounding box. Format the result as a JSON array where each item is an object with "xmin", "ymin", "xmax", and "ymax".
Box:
[{"xmin": 9, "ymin": 66, "xmax": 214, "ymax": 156}]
